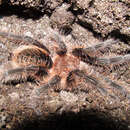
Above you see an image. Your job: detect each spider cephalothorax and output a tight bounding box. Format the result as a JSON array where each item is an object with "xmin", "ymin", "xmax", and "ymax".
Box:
[{"xmin": 0, "ymin": 31, "xmax": 130, "ymax": 100}]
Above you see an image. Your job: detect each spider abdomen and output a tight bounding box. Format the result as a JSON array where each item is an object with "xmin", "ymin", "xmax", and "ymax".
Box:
[{"xmin": 12, "ymin": 45, "xmax": 53, "ymax": 69}]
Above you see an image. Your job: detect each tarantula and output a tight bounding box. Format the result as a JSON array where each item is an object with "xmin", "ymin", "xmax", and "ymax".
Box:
[{"xmin": 0, "ymin": 31, "xmax": 130, "ymax": 99}]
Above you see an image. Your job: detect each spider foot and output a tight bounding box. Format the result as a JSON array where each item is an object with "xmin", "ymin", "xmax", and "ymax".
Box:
[
  {"xmin": 35, "ymin": 75, "xmax": 61, "ymax": 95},
  {"xmin": 96, "ymin": 54, "xmax": 130, "ymax": 65},
  {"xmin": 104, "ymin": 78, "xmax": 130, "ymax": 100},
  {"xmin": 96, "ymin": 54, "xmax": 130, "ymax": 76}
]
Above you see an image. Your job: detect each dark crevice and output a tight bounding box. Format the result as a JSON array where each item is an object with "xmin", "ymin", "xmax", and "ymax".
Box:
[
  {"xmin": 118, "ymin": 1, "xmax": 130, "ymax": 7},
  {"xmin": 63, "ymin": 0, "xmax": 70, "ymax": 3},
  {"xmin": 0, "ymin": 4, "xmax": 52, "ymax": 20},
  {"xmin": 76, "ymin": 18, "xmax": 130, "ymax": 44},
  {"xmin": 77, "ymin": 18, "xmax": 103, "ymax": 39},
  {"xmin": 109, "ymin": 29, "xmax": 130, "ymax": 44},
  {"xmin": 68, "ymin": 3, "xmax": 84, "ymax": 16},
  {"xmin": 88, "ymin": 0, "xmax": 95, "ymax": 8},
  {"xmin": 124, "ymin": 14, "xmax": 130, "ymax": 20}
]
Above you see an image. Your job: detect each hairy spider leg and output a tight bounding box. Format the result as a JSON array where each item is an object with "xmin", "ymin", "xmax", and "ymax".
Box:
[
  {"xmin": 1, "ymin": 66, "xmax": 48, "ymax": 85},
  {"xmin": 0, "ymin": 31, "xmax": 50, "ymax": 54},
  {"xmin": 66, "ymin": 69, "xmax": 108, "ymax": 95},
  {"xmin": 72, "ymin": 47, "xmax": 130, "ymax": 100},
  {"xmin": 72, "ymin": 44, "xmax": 130, "ymax": 71},
  {"xmin": 66, "ymin": 69, "xmax": 130, "ymax": 100},
  {"xmin": 83, "ymin": 39, "xmax": 119, "ymax": 55},
  {"xmin": 95, "ymin": 54, "xmax": 130, "ymax": 65},
  {"xmin": 79, "ymin": 39, "xmax": 119, "ymax": 57},
  {"xmin": 72, "ymin": 39, "xmax": 119, "ymax": 63},
  {"xmin": 0, "ymin": 44, "xmax": 53, "ymax": 85},
  {"xmin": 95, "ymin": 54, "xmax": 130, "ymax": 75}
]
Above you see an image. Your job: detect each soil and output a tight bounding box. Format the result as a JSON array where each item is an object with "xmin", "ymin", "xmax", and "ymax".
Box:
[{"xmin": 0, "ymin": 0, "xmax": 130, "ymax": 130}]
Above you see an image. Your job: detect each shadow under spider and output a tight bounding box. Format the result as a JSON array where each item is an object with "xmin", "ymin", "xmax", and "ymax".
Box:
[
  {"xmin": 0, "ymin": 3, "xmax": 51, "ymax": 20},
  {"xmin": 12, "ymin": 109, "xmax": 129, "ymax": 130}
]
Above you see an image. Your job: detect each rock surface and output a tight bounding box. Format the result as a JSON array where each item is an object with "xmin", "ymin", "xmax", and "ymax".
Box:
[{"xmin": 0, "ymin": 0, "xmax": 130, "ymax": 130}]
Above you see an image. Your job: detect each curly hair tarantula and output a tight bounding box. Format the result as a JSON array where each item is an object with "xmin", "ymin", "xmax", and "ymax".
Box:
[{"xmin": 0, "ymin": 31, "xmax": 130, "ymax": 100}]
